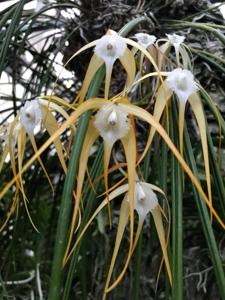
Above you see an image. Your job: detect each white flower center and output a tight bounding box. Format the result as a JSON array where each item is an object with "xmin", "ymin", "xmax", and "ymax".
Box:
[
  {"xmin": 20, "ymin": 100, "xmax": 42, "ymax": 135},
  {"xmin": 94, "ymin": 31, "xmax": 127, "ymax": 65},
  {"xmin": 135, "ymin": 33, "xmax": 156, "ymax": 49},
  {"xmin": 107, "ymin": 109, "xmax": 118, "ymax": 126},
  {"xmin": 166, "ymin": 33, "xmax": 185, "ymax": 49},
  {"xmin": 137, "ymin": 183, "xmax": 146, "ymax": 203},
  {"xmin": 134, "ymin": 181, "xmax": 159, "ymax": 218},
  {"xmin": 142, "ymin": 35, "xmax": 148, "ymax": 44},
  {"xmin": 166, "ymin": 68, "xmax": 197, "ymax": 103},
  {"xmin": 177, "ymin": 74, "xmax": 188, "ymax": 91},
  {"xmin": 25, "ymin": 106, "xmax": 36, "ymax": 122},
  {"xmin": 94, "ymin": 103, "xmax": 130, "ymax": 146},
  {"xmin": 171, "ymin": 36, "xmax": 179, "ymax": 44},
  {"xmin": 105, "ymin": 40, "xmax": 117, "ymax": 57}
]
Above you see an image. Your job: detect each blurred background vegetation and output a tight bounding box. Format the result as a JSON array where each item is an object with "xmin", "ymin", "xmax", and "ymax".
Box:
[{"xmin": 0, "ymin": 0, "xmax": 225, "ymax": 299}]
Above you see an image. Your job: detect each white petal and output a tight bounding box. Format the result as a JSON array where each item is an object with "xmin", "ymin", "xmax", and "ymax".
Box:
[
  {"xmin": 166, "ymin": 68, "xmax": 197, "ymax": 103},
  {"xmin": 108, "ymin": 109, "xmax": 118, "ymax": 126},
  {"xmin": 135, "ymin": 33, "xmax": 156, "ymax": 49},
  {"xmin": 20, "ymin": 100, "xmax": 42, "ymax": 135},
  {"xmin": 94, "ymin": 104, "xmax": 130, "ymax": 146},
  {"xmin": 166, "ymin": 33, "xmax": 185, "ymax": 52},
  {"xmin": 35, "ymin": 0, "xmax": 45, "ymax": 11},
  {"xmin": 94, "ymin": 31, "xmax": 127, "ymax": 66},
  {"xmin": 134, "ymin": 182, "xmax": 158, "ymax": 218}
]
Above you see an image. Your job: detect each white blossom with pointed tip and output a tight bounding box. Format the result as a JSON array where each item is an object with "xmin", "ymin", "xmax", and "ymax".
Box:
[
  {"xmin": 134, "ymin": 182, "xmax": 158, "ymax": 219},
  {"xmin": 20, "ymin": 100, "xmax": 42, "ymax": 135},
  {"xmin": 94, "ymin": 31, "xmax": 127, "ymax": 66},
  {"xmin": 135, "ymin": 33, "xmax": 156, "ymax": 49},
  {"xmin": 94, "ymin": 104, "xmax": 130, "ymax": 146},
  {"xmin": 166, "ymin": 33, "xmax": 185, "ymax": 52},
  {"xmin": 166, "ymin": 68, "xmax": 197, "ymax": 103}
]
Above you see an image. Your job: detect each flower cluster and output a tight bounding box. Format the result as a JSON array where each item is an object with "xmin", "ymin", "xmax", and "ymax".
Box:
[{"xmin": 1, "ymin": 26, "xmax": 223, "ymax": 300}]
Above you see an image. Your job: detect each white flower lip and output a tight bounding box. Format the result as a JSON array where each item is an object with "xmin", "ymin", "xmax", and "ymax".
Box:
[
  {"xmin": 166, "ymin": 33, "xmax": 185, "ymax": 52},
  {"xmin": 94, "ymin": 31, "xmax": 127, "ymax": 66},
  {"xmin": 166, "ymin": 68, "xmax": 197, "ymax": 103},
  {"xmin": 135, "ymin": 33, "xmax": 156, "ymax": 49},
  {"xmin": 108, "ymin": 109, "xmax": 118, "ymax": 126},
  {"xmin": 134, "ymin": 182, "xmax": 158, "ymax": 218},
  {"xmin": 94, "ymin": 104, "xmax": 130, "ymax": 146},
  {"xmin": 20, "ymin": 100, "xmax": 42, "ymax": 135}
]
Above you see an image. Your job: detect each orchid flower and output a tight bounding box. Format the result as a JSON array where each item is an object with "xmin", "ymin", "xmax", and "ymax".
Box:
[
  {"xmin": 166, "ymin": 33, "xmax": 185, "ymax": 54},
  {"xmin": 140, "ymin": 68, "xmax": 212, "ymax": 218},
  {"xmin": 135, "ymin": 33, "xmax": 156, "ymax": 49},
  {"xmin": 20, "ymin": 100, "xmax": 42, "ymax": 135},
  {"xmin": 73, "ymin": 30, "xmax": 132, "ymax": 102},
  {"xmin": 58, "ymin": 29, "xmax": 160, "ymax": 104},
  {"xmin": 64, "ymin": 178, "xmax": 171, "ymax": 299},
  {"xmin": 103, "ymin": 180, "xmax": 172, "ymax": 296},
  {"xmin": 94, "ymin": 31, "xmax": 127, "ymax": 66},
  {"xmin": 166, "ymin": 33, "xmax": 186, "ymax": 66},
  {"xmin": 0, "ymin": 97, "xmax": 74, "ymax": 231},
  {"xmin": 166, "ymin": 68, "xmax": 197, "ymax": 104},
  {"xmin": 158, "ymin": 33, "xmax": 191, "ymax": 69},
  {"xmin": 133, "ymin": 33, "xmax": 157, "ymax": 81},
  {"xmin": 94, "ymin": 103, "xmax": 131, "ymax": 146}
]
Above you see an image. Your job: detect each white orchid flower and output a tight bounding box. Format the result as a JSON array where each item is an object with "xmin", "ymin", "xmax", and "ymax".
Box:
[
  {"xmin": 103, "ymin": 179, "xmax": 170, "ymax": 294},
  {"xmin": 66, "ymin": 177, "xmax": 171, "ymax": 295},
  {"xmin": 20, "ymin": 100, "xmax": 42, "ymax": 135},
  {"xmin": 166, "ymin": 33, "xmax": 185, "ymax": 53},
  {"xmin": 166, "ymin": 68, "xmax": 197, "ymax": 103},
  {"xmin": 134, "ymin": 181, "xmax": 158, "ymax": 219},
  {"xmin": 94, "ymin": 30, "xmax": 127, "ymax": 66},
  {"xmin": 135, "ymin": 33, "xmax": 156, "ymax": 49},
  {"xmin": 75, "ymin": 29, "xmax": 160, "ymax": 102},
  {"xmin": 165, "ymin": 68, "xmax": 198, "ymax": 158},
  {"xmin": 94, "ymin": 103, "xmax": 130, "ymax": 146}
]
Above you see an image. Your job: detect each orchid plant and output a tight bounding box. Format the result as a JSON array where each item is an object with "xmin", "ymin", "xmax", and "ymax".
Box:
[
  {"xmin": 0, "ymin": 24, "xmax": 225, "ymax": 300},
  {"xmin": 0, "ymin": 96, "xmax": 74, "ymax": 230}
]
